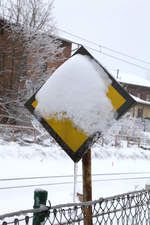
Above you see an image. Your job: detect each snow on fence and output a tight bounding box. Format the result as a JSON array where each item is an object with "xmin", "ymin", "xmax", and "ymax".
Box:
[
  {"xmin": 0, "ymin": 189, "xmax": 150, "ymax": 225},
  {"xmin": 0, "ymin": 124, "xmax": 37, "ymax": 143},
  {"xmin": 98, "ymin": 135, "xmax": 150, "ymax": 149},
  {"xmin": 0, "ymin": 124, "xmax": 150, "ymax": 149}
]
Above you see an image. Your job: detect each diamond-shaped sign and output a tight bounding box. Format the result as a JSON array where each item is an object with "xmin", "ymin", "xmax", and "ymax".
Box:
[{"xmin": 25, "ymin": 46, "xmax": 136, "ymax": 162}]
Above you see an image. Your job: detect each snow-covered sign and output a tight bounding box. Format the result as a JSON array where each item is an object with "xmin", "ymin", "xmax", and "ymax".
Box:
[{"xmin": 25, "ymin": 46, "xmax": 136, "ymax": 162}]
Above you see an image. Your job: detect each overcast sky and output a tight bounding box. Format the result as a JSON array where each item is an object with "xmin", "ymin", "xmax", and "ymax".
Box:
[{"xmin": 53, "ymin": 0, "xmax": 150, "ymax": 77}]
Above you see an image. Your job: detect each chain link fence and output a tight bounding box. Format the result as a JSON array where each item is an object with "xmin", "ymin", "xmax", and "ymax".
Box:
[{"xmin": 1, "ymin": 189, "xmax": 150, "ymax": 225}]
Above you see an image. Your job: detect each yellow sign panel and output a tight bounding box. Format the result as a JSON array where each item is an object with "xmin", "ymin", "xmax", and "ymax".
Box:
[
  {"xmin": 32, "ymin": 100, "xmax": 88, "ymax": 152},
  {"xmin": 25, "ymin": 46, "xmax": 136, "ymax": 162},
  {"xmin": 46, "ymin": 118, "xmax": 88, "ymax": 152},
  {"xmin": 107, "ymin": 85, "xmax": 126, "ymax": 110},
  {"xmin": 32, "ymin": 84, "xmax": 126, "ymax": 153}
]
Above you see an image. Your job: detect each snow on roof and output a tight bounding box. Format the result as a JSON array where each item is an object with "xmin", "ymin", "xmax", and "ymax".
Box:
[
  {"xmin": 54, "ymin": 33, "xmax": 150, "ymax": 89},
  {"xmin": 131, "ymin": 95, "xmax": 150, "ymax": 105},
  {"xmin": 54, "ymin": 35, "xmax": 150, "ymax": 89},
  {"xmin": 55, "ymin": 35, "xmax": 74, "ymax": 44},
  {"xmin": 35, "ymin": 53, "xmax": 115, "ymax": 136},
  {"xmin": 111, "ymin": 71, "xmax": 150, "ymax": 88}
]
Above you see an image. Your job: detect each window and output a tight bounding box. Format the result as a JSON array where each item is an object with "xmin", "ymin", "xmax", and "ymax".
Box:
[
  {"xmin": 137, "ymin": 93, "xmax": 141, "ymax": 99},
  {"xmin": 0, "ymin": 27, "xmax": 4, "ymax": 35},
  {"xmin": 146, "ymin": 94, "xmax": 150, "ymax": 102},
  {"xmin": 41, "ymin": 62, "xmax": 47, "ymax": 73},
  {"xmin": 0, "ymin": 52, "xmax": 4, "ymax": 75},
  {"xmin": 137, "ymin": 108, "xmax": 143, "ymax": 118}
]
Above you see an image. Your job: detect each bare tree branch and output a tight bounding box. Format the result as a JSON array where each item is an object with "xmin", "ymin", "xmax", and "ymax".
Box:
[{"xmin": 0, "ymin": 0, "xmax": 65, "ymax": 125}]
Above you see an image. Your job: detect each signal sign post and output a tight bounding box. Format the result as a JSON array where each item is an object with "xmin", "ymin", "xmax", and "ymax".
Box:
[
  {"xmin": 25, "ymin": 46, "xmax": 136, "ymax": 225},
  {"xmin": 82, "ymin": 149, "xmax": 92, "ymax": 225}
]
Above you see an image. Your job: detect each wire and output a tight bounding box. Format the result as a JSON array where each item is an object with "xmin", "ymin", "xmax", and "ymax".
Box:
[
  {"xmin": 102, "ymin": 46, "xmax": 150, "ymax": 66},
  {"xmin": 57, "ymin": 28, "xmax": 150, "ymax": 66},
  {"xmin": 57, "ymin": 28, "xmax": 150, "ymax": 71},
  {"xmin": 80, "ymin": 44, "xmax": 150, "ymax": 71},
  {"xmin": 0, "ymin": 175, "xmax": 74, "ymax": 182},
  {"xmin": 0, "ymin": 172, "xmax": 150, "ymax": 182},
  {"xmin": 0, "ymin": 176, "xmax": 149, "ymax": 190},
  {"xmin": 57, "ymin": 28, "xmax": 98, "ymax": 46},
  {"xmin": 0, "ymin": 173, "xmax": 150, "ymax": 190},
  {"xmin": 101, "ymin": 51, "xmax": 150, "ymax": 71},
  {"xmin": 0, "ymin": 181, "xmax": 73, "ymax": 190}
]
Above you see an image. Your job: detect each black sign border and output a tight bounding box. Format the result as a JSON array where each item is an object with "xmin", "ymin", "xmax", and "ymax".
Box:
[
  {"xmin": 25, "ymin": 94, "xmax": 100, "ymax": 162},
  {"xmin": 73, "ymin": 46, "xmax": 136, "ymax": 119},
  {"xmin": 25, "ymin": 46, "xmax": 136, "ymax": 162}
]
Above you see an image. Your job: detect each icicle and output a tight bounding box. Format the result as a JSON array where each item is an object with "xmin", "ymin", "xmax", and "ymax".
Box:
[{"xmin": 73, "ymin": 162, "xmax": 78, "ymax": 203}]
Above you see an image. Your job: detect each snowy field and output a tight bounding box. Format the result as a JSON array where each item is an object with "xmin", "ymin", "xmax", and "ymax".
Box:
[{"xmin": 0, "ymin": 137, "xmax": 150, "ymax": 215}]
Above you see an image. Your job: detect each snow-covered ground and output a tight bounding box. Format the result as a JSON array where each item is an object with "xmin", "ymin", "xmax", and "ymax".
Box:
[{"xmin": 0, "ymin": 137, "xmax": 150, "ymax": 215}]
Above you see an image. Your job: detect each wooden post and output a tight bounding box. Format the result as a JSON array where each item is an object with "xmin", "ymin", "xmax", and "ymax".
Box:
[
  {"xmin": 127, "ymin": 136, "xmax": 129, "ymax": 147},
  {"xmin": 82, "ymin": 149, "xmax": 92, "ymax": 225},
  {"xmin": 101, "ymin": 136, "xmax": 104, "ymax": 147},
  {"xmin": 137, "ymin": 137, "xmax": 140, "ymax": 147},
  {"xmin": 115, "ymin": 135, "xmax": 118, "ymax": 147},
  {"xmin": 34, "ymin": 129, "xmax": 36, "ymax": 143},
  {"xmin": 11, "ymin": 126, "xmax": 15, "ymax": 141}
]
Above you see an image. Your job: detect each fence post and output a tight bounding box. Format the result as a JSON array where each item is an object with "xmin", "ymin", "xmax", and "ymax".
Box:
[
  {"xmin": 11, "ymin": 126, "xmax": 15, "ymax": 141},
  {"xmin": 33, "ymin": 129, "xmax": 37, "ymax": 143},
  {"xmin": 101, "ymin": 136, "xmax": 104, "ymax": 147},
  {"xmin": 115, "ymin": 136, "xmax": 118, "ymax": 147},
  {"xmin": 33, "ymin": 189, "xmax": 48, "ymax": 225},
  {"xmin": 127, "ymin": 136, "xmax": 129, "ymax": 147},
  {"xmin": 137, "ymin": 137, "xmax": 140, "ymax": 147}
]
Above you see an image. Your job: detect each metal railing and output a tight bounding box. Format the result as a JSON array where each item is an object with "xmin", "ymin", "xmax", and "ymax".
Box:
[{"xmin": 1, "ymin": 189, "xmax": 150, "ymax": 225}]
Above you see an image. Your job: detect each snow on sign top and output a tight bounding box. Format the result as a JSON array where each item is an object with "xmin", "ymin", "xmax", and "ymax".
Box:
[
  {"xmin": 25, "ymin": 46, "xmax": 136, "ymax": 162},
  {"xmin": 35, "ymin": 52, "xmax": 114, "ymax": 136}
]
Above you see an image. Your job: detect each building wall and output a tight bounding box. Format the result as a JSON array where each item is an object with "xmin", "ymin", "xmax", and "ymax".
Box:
[
  {"xmin": 130, "ymin": 103, "xmax": 150, "ymax": 119},
  {"xmin": 0, "ymin": 24, "xmax": 18, "ymax": 89},
  {"xmin": 123, "ymin": 83, "xmax": 150, "ymax": 102},
  {"xmin": 0, "ymin": 20, "xmax": 72, "ymax": 124},
  {"xmin": 46, "ymin": 40, "xmax": 72, "ymax": 73},
  {"xmin": 120, "ymin": 82, "xmax": 150, "ymax": 120}
]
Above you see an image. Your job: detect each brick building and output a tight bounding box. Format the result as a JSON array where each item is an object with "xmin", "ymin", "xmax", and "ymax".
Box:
[
  {"xmin": 0, "ymin": 19, "xmax": 72, "ymax": 125},
  {"xmin": 113, "ymin": 70, "xmax": 150, "ymax": 119}
]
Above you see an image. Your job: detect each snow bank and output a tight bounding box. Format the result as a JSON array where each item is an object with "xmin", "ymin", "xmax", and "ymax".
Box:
[
  {"xmin": 1, "ymin": 137, "xmax": 150, "ymax": 213},
  {"xmin": 35, "ymin": 54, "xmax": 115, "ymax": 135}
]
